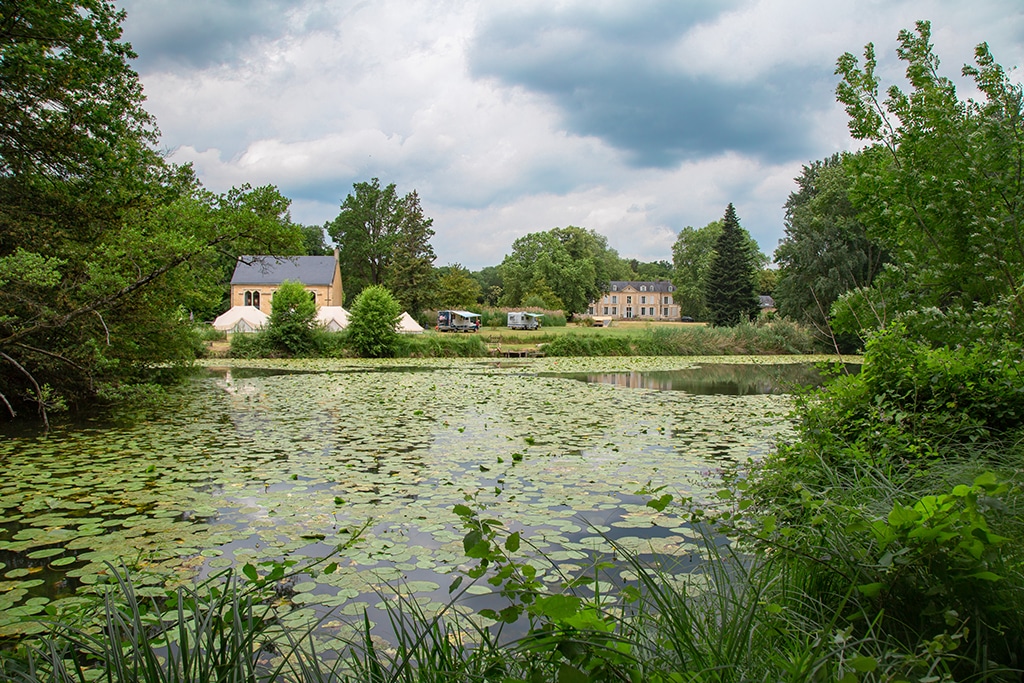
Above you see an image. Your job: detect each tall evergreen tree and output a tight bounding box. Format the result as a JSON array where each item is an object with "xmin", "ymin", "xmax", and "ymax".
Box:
[{"xmin": 704, "ymin": 204, "xmax": 760, "ymax": 326}]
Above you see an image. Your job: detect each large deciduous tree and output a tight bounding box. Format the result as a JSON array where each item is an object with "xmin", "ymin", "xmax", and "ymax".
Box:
[
  {"xmin": 0, "ymin": 1, "xmax": 303, "ymax": 424},
  {"xmin": 704, "ymin": 204, "xmax": 760, "ymax": 326},
  {"xmin": 833, "ymin": 21, "xmax": 1024, "ymax": 334},
  {"xmin": 773, "ymin": 154, "xmax": 886, "ymax": 346},
  {"xmin": 499, "ymin": 226, "xmax": 623, "ymax": 317},
  {"xmin": 326, "ymin": 178, "xmax": 437, "ymax": 315},
  {"xmin": 436, "ymin": 264, "xmax": 482, "ymax": 310},
  {"xmin": 671, "ymin": 221, "xmax": 722, "ymax": 321}
]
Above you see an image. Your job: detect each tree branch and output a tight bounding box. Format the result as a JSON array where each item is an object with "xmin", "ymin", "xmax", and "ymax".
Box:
[{"xmin": 1, "ymin": 352, "xmax": 49, "ymax": 431}]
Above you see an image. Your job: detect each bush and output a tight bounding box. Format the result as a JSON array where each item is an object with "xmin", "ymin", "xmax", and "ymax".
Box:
[
  {"xmin": 347, "ymin": 285, "xmax": 401, "ymax": 358},
  {"xmin": 266, "ymin": 280, "xmax": 318, "ymax": 355}
]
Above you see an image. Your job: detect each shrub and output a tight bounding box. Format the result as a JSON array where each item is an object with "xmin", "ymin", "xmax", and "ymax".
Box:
[
  {"xmin": 347, "ymin": 285, "xmax": 401, "ymax": 358},
  {"xmin": 266, "ymin": 280, "xmax": 318, "ymax": 355}
]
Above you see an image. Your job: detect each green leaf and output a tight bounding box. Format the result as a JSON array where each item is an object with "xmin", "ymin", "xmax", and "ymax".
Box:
[
  {"xmin": 531, "ymin": 594, "xmax": 583, "ymax": 620},
  {"xmin": 242, "ymin": 564, "xmax": 259, "ymax": 582},
  {"xmin": 505, "ymin": 531, "xmax": 521, "ymax": 553},
  {"xmin": 849, "ymin": 656, "xmax": 877, "ymax": 673},
  {"xmin": 856, "ymin": 582, "xmax": 885, "ymax": 598}
]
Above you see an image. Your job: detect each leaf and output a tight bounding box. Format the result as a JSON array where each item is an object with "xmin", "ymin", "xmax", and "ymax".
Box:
[
  {"xmin": 242, "ymin": 564, "xmax": 259, "ymax": 582},
  {"xmin": 646, "ymin": 494, "xmax": 673, "ymax": 512},
  {"xmin": 849, "ymin": 656, "xmax": 877, "ymax": 673},
  {"xmin": 531, "ymin": 594, "xmax": 582, "ymax": 620},
  {"xmin": 505, "ymin": 531, "xmax": 521, "ymax": 553},
  {"xmin": 857, "ymin": 582, "xmax": 885, "ymax": 598}
]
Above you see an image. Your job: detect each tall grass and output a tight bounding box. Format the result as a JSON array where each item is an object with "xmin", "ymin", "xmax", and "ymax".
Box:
[{"xmin": 544, "ymin": 319, "xmax": 818, "ymax": 356}]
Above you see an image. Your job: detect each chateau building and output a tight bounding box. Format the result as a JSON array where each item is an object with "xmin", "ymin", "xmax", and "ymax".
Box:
[{"xmin": 587, "ymin": 281, "xmax": 680, "ymax": 321}]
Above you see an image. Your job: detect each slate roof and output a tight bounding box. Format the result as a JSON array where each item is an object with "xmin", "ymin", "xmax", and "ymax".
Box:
[
  {"xmin": 607, "ymin": 280, "xmax": 676, "ymax": 293},
  {"xmin": 230, "ymin": 256, "xmax": 338, "ymax": 286}
]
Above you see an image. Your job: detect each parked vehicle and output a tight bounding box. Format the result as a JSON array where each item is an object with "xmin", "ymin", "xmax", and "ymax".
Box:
[
  {"xmin": 436, "ymin": 310, "xmax": 480, "ymax": 332},
  {"xmin": 507, "ymin": 311, "xmax": 543, "ymax": 330}
]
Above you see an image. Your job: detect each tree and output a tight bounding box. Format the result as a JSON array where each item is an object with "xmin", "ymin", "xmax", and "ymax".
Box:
[
  {"xmin": 0, "ymin": 2, "xmax": 304, "ymax": 424},
  {"xmin": 671, "ymin": 221, "xmax": 722, "ymax": 320},
  {"xmin": 472, "ymin": 266, "xmax": 503, "ymax": 306},
  {"xmin": 773, "ymin": 154, "xmax": 886, "ymax": 343},
  {"xmin": 704, "ymin": 204, "xmax": 760, "ymax": 326},
  {"xmin": 347, "ymin": 285, "xmax": 401, "ymax": 358},
  {"xmin": 499, "ymin": 226, "xmax": 620, "ymax": 317},
  {"xmin": 300, "ymin": 224, "xmax": 332, "ymax": 256},
  {"xmin": 266, "ymin": 280, "xmax": 318, "ymax": 355},
  {"xmin": 834, "ymin": 21, "xmax": 1024, "ymax": 333},
  {"xmin": 673, "ymin": 219, "xmax": 765, "ymax": 321},
  {"xmin": 436, "ymin": 264, "xmax": 483, "ymax": 310},
  {"xmin": 326, "ymin": 179, "xmax": 437, "ymax": 314},
  {"xmin": 631, "ymin": 260, "xmax": 673, "ymax": 281}
]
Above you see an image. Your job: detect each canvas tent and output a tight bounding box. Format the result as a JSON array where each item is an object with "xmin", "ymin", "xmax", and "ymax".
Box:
[
  {"xmin": 213, "ymin": 306, "xmax": 268, "ymax": 333},
  {"xmin": 316, "ymin": 306, "xmax": 350, "ymax": 331},
  {"xmin": 397, "ymin": 312, "xmax": 424, "ymax": 334}
]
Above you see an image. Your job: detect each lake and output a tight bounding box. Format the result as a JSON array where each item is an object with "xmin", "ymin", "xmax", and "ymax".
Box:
[{"xmin": 0, "ymin": 356, "xmax": 844, "ymax": 641}]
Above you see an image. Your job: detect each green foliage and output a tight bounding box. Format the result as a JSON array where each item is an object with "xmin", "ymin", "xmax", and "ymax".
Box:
[
  {"xmin": 299, "ymin": 223, "xmax": 332, "ymax": 255},
  {"xmin": 773, "ymin": 154, "xmax": 886, "ymax": 350},
  {"xmin": 499, "ymin": 226, "xmax": 622, "ymax": 317},
  {"xmin": 398, "ymin": 333, "xmax": 487, "ymax": 358},
  {"xmin": 704, "ymin": 205, "xmax": 761, "ymax": 326},
  {"xmin": 326, "ymin": 178, "xmax": 437, "ymax": 315},
  {"xmin": 434, "ymin": 263, "xmax": 482, "ymax": 310},
  {"xmin": 543, "ymin": 320, "xmax": 817, "ymax": 356},
  {"xmin": 673, "ymin": 219, "xmax": 765, "ymax": 322},
  {"xmin": 835, "ymin": 21, "xmax": 1024, "ymax": 333},
  {"xmin": 347, "ymin": 285, "xmax": 401, "ymax": 358},
  {"xmin": 0, "ymin": 2, "xmax": 305, "ymax": 424},
  {"xmin": 265, "ymin": 280, "xmax": 318, "ymax": 356}
]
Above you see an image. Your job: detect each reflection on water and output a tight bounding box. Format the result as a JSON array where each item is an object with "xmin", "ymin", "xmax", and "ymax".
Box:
[{"xmin": 545, "ymin": 363, "xmax": 859, "ymax": 395}]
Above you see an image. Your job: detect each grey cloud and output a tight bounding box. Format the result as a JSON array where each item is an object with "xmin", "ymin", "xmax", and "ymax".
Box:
[
  {"xmin": 469, "ymin": 2, "xmax": 836, "ymax": 167},
  {"xmin": 118, "ymin": 0, "xmax": 295, "ymax": 70}
]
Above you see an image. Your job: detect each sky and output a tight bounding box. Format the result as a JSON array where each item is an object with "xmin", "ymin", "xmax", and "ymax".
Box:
[{"xmin": 115, "ymin": 0, "xmax": 1024, "ymax": 271}]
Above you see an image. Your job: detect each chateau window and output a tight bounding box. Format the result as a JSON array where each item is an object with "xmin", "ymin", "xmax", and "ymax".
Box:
[
  {"xmin": 641, "ymin": 296, "xmax": 647, "ymax": 304},
  {"xmin": 603, "ymin": 306, "xmax": 609, "ymax": 315},
  {"xmin": 611, "ymin": 307, "xmax": 617, "ymax": 315},
  {"xmin": 611, "ymin": 295, "xmax": 618, "ymax": 304},
  {"xmin": 626, "ymin": 296, "xmax": 632, "ymax": 304},
  {"xmin": 309, "ymin": 291, "xmax": 317, "ymax": 303},
  {"xmin": 662, "ymin": 307, "xmax": 668, "ymax": 317},
  {"xmin": 244, "ymin": 291, "xmax": 251, "ymax": 306}
]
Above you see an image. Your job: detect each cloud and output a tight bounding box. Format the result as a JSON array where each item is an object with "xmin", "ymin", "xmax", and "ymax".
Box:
[
  {"xmin": 468, "ymin": 0, "xmax": 834, "ymax": 167},
  {"xmin": 115, "ymin": 0, "xmax": 1024, "ymax": 272},
  {"xmin": 119, "ymin": 0, "xmax": 298, "ymax": 69}
]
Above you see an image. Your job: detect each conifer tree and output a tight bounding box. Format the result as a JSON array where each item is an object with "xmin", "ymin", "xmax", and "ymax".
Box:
[{"xmin": 704, "ymin": 204, "xmax": 760, "ymax": 326}]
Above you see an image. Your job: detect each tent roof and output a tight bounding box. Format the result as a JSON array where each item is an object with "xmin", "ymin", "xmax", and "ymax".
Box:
[
  {"xmin": 316, "ymin": 306, "xmax": 349, "ymax": 323},
  {"xmin": 212, "ymin": 306, "xmax": 269, "ymax": 331},
  {"xmin": 397, "ymin": 312, "xmax": 424, "ymax": 333},
  {"xmin": 230, "ymin": 256, "xmax": 338, "ymax": 286}
]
